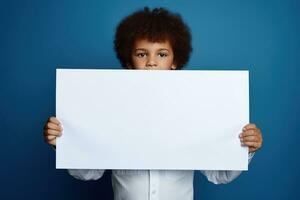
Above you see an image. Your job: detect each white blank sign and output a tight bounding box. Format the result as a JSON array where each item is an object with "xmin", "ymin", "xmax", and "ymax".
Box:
[{"xmin": 56, "ymin": 69, "xmax": 249, "ymax": 170}]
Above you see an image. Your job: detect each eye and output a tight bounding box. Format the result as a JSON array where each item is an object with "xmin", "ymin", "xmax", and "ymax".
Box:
[
  {"xmin": 158, "ymin": 53, "xmax": 168, "ymax": 57},
  {"xmin": 136, "ymin": 53, "xmax": 147, "ymax": 58}
]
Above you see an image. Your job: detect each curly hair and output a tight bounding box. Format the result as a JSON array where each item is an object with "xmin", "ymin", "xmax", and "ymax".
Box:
[{"xmin": 114, "ymin": 7, "xmax": 192, "ymax": 69}]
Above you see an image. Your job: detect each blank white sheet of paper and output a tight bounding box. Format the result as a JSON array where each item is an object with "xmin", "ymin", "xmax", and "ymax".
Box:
[{"xmin": 56, "ymin": 69, "xmax": 249, "ymax": 170}]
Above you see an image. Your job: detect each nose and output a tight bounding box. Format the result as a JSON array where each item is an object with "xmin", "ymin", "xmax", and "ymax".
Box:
[{"xmin": 145, "ymin": 55, "xmax": 157, "ymax": 68}]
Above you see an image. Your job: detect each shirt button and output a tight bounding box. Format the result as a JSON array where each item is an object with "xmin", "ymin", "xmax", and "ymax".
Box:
[{"xmin": 152, "ymin": 190, "xmax": 156, "ymax": 195}]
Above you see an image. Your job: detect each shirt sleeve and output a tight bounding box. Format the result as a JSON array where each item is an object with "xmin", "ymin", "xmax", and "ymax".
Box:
[
  {"xmin": 50, "ymin": 145, "xmax": 106, "ymax": 181},
  {"xmin": 200, "ymin": 152, "xmax": 255, "ymax": 184},
  {"xmin": 67, "ymin": 169, "xmax": 106, "ymax": 181}
]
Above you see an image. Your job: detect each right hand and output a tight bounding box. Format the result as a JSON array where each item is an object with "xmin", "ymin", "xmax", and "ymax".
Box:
[{"xmin": 43, "ymin": 116, "xmax": 63, "ymax": 146}]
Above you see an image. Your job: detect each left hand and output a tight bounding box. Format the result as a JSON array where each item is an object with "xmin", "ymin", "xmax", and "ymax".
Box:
[{"xmin": 239, "ymin": 123, "xmax": 263, "ymax": 153}]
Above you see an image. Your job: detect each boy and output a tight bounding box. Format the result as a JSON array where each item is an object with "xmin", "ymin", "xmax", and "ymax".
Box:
[{"xmin": 44, "ymin": 7, "xmax": 263, "ymax": 200}]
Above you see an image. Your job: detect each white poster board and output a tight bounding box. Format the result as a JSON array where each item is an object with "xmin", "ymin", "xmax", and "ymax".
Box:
[{"xmin": 56, "ymin": 69, "xmax": 249, "ymax": 170}]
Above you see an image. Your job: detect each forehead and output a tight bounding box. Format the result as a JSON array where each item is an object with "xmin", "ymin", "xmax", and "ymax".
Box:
[{"xmin": 133, "ymin": 38, "xmax": 173, "ymax": 51}]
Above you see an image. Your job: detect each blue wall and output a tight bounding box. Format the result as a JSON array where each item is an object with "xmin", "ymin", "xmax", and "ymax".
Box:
[{"xmin": 1, "ymin": 0, "xmax": 299, "ymax": 199}]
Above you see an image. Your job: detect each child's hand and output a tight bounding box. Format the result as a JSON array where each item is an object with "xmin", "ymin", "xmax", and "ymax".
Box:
[
  {"xmin": 239, "ymin": 123, "xmax": 263, "ymax": 153},
  {"xmin": 43, "ymin": 116, "xmax": 63, "ymax": 146}
]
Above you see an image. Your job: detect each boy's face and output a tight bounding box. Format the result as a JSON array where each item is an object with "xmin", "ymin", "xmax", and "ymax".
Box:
[{"xmin": 129, "ymin": 39, "xmax": 177, "ymax": 70}]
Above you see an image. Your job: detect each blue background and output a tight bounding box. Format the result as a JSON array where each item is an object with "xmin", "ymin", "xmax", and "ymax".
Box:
[{"xmin": 1, "ymin": 0, "xmax": 299, "ymax": 199}]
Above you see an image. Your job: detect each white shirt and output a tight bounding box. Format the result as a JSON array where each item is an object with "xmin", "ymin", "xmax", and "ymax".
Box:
[{"xmin": 67, "ymin": 153, "xmax": 254, "ymax": 200}]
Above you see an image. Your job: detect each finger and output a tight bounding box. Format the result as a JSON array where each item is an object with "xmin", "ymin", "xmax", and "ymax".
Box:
[
  {"xmin": 46, "ymin": 122, "xmax": 63, "ymax": 131},
  {"xmin": 243, "ymin": 123, "xmax": 257, "ymax": 131},
  {"xmin": 48, "ymin": 139, "xmax": 56, "ymax": 146},
  {"xmin": 242, "ymin": 141, "xmax": 259, "ymax": 148},
  {"xmin": 46, "ymin": 135, "xmax": 56, "ymax": 141},
  {"xmin": 249, "ymin": 147, "xmax": 256, "ymax": 153},
  {"xmin": 239, "ymin": 129, "xmax": 258, "ymax": 137},
  {"xmin": 240, "ymin": 135, "xmax": 259, "ymax": 143},
  {"xmin": 46, "ymin": 129, "xmax": 62, "ymax": 136},
  {"xmin": 49, "ymin": 116, "xmax": 61, "ymax": 125}
]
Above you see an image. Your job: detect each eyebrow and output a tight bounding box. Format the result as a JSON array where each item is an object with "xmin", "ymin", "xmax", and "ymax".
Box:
[{"xmin": 134, "ymin": 48, "xmax": 170, "ymax": 52}]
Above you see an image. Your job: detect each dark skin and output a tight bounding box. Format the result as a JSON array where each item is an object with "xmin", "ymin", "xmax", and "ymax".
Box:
[{"xmin": 240, "ymin": 123, "xmax": 263, "ymax": 153}]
